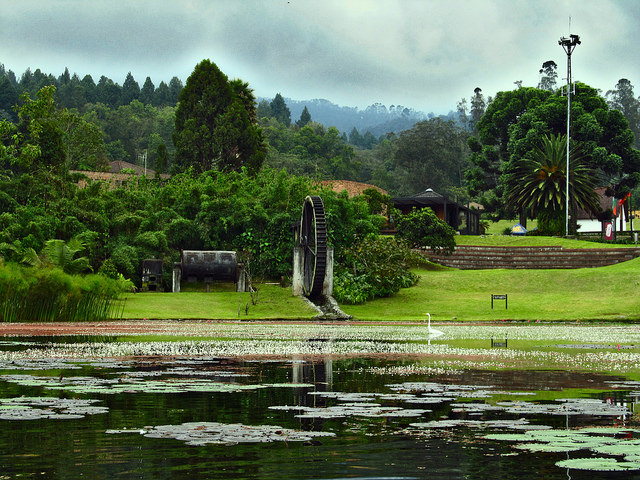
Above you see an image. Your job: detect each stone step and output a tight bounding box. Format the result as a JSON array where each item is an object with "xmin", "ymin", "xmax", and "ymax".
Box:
[{"xmin": 424, "ymin": 245, "xmax": 640, "ymax": 270}]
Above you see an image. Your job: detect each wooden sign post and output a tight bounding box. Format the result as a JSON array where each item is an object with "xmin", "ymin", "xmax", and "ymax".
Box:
[{"xmin": 491, "ymin": 294, "xmax": 507, "ymax": 309}]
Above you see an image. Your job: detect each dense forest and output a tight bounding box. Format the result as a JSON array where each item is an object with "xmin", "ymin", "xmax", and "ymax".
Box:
[
  {"xmin": 0, "ymin": 63, "xmax": 473, "ymax": 199},
  {"xmin": 2, "ymin": 58, "xmax": 640, "ymax": 302}
]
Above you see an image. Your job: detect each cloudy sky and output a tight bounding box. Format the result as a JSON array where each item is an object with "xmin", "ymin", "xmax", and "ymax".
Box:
[{"xmin": 2, "ymin": 0, "xmax": 640, "ymax": 113}]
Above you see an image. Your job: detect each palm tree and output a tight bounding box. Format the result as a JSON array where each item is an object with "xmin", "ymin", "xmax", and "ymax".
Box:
[{"xmin": 505, "ymin": 134, "xmax": 600, "ymax": 234}]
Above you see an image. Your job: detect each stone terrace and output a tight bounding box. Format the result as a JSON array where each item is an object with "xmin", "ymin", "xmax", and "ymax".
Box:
[{"xmin": 425, "ymin": 245, "xmax": 640, "ymax": 270}]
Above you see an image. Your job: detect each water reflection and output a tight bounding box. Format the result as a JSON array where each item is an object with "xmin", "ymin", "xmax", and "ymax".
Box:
[{"xmin": 0, "ymin": 355, "xmax": 637, "ymax": 479}]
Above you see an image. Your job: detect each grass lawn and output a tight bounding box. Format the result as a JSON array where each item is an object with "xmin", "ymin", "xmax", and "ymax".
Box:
[
  {"xmin": 483, "ymin": 219, "xmax": 537, "ymax": 235},
  {"xmin": 121, "ymin": 284, "xmax": 317, "ymax": 320},
  {"xmin": 456, "ymin": 234, "xmax": 634, "ymax": 248},
  {"xmin": 341, "ymin": 256, "xmax": 640, "ymax": 322},
  {"xmin": 120, "ymin": 235, "xmax": 640, "ymax": 323}
]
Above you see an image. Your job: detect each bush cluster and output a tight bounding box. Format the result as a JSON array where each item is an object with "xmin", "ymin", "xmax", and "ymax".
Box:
[{"xmin": 333, "ymin": 235, "xmax": 423, "ymax": 304}]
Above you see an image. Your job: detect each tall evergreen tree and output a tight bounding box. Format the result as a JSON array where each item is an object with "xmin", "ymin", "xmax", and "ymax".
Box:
[
  {"xmin": 296, "ymin": 106, "xmax": 311, "ymax": 127},
  {"xmin": 153, "ymin": 81, "xmax": 170, "ymax": 106},
  {"xmin": 469, "ymin": 87, "xmax": 486, "ymax": 132},
  {"xmin": 139, "ymin": 76, "xmax": 155, "ymax": 105},
  {"xmin": 96, "ymin": 76, "xmax": 121, "ymax": 107},
  {"xmin": 172, "ymin": 59, "xmax": 266, "ymax": 174},
  {"xmin": 256, "ymin": 100, "xmax": 271, "ymax": 118},
  {"xmin": 270, "ymin": 93, "xmax": 291, "ymax": 127},
  {"xmin": 121, "ymin": 72, "xmax": 140, "ymax": 105},
  {"xmin": 168, "ymin": 76, "xmax": 183, "ymax": 104},
  {"xmin": 0, "ymin": 75, "xmax": 19, "ymax": 120},
  {"xmin": 155, "ymin": 143, "xmax": 168, "ymax": 174},
  {"xmin": 81, "ymin": 75, "xmax": 96, "ymax": 103}
]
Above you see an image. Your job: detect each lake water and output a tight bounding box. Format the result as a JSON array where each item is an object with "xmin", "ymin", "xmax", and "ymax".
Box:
[{"xmin": 0, "ymin": 345, "xmax": 638, "ymax": 480}]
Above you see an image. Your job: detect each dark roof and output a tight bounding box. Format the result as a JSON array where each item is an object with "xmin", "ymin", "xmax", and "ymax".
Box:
[{"xmin": 392, "ymin": 188, "xmax": 473, "ymax": 211}]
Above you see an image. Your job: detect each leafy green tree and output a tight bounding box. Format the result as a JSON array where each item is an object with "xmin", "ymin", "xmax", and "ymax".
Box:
[
  {"xmin": 394, "ymin": 118, "xmax": 470, "ymax": 196},
  {"xmin": 60, "ymin": 111, "xmax": 109, "ymax": 171},
  {"xmin": 270, "ymin": 93, "xmax": 291, "ymax": 127},
  {"xmin": 1, "ymin": 85, "xmax": 66, "ymax": 174},
  {"xmin": 172, "ymin": 59, "xmax": 266, "ymax": 174},
  {"xmin": 96, "ymin": 76, "xmax": 121, "ymax": 107},
  {"xmin": 507, "ymin": 84, "xmax": 640, "ymax": 199},
  {"xmin": 256, "ymin": 100, "xmax": 271, "ymax": 118},
  {"xmin": 465, "ymin": 84, "xmax": 640, "ymax": 219},
  {"xmin": 394, "ymin": 207, "xmax": 456, "ymax": 253},
  {"xmin": 606, "ymin": 78, "xmax": 640, "ymax": 148},
  {"xmin": 296, "ymin": 106, "xmax": 311, "ymax": 127},
  {"xmin": 465, "ymin": 87, "xmax": 552, "ymax": 215},
  {"xmin": 538, "ymin": 60, "xmax": 558, "ymax": 91},
  {"xmin": 504, "ymin": 134, "xmax": 600, "ymax": 234}
]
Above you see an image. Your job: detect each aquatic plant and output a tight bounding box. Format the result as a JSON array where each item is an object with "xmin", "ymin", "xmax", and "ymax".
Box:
[
  {"xmin": 107, "ymin": 422, "xmax": 335, "ymax": 446},
  {"xmin": 270, "ymin": 403, "xmax": 431, "ymax": 419},
  {"xmin": 483, "ymin": 426, "xmax": 640, "ymax": 472},
  {"xmin": 555, "ymin": 458, "xmax": 640, "ymax": 472},
  {"xmin": 0, "ymin": 397, "xmax": 107, "ymax": 420},
  {"xmin": 1, "ymin": 373, "xmax": 269, "ymax": 395},
  {"xmin": 0, "ymin": 263, "xmax": 129, "ymax": 322}
]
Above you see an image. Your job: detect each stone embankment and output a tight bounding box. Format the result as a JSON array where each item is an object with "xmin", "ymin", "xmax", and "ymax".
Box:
[{"xmin": 425, "ymin": 245, "xmax": 640, "ymax": 269}]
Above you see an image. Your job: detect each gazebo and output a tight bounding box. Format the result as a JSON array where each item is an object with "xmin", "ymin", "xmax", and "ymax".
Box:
[{"xmin": 392, "ymin": 188, "xmax": 481, "ymax": 235}]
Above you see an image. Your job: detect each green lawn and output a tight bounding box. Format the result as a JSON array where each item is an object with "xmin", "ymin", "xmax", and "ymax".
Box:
[
  {"xmin": 456, "ymin": 234, "xmax": 633, "ymax": 248},
  {"xmin": 341, "ymin": 257, "xmax": 640, "ymax": 322},
  {"xmin": 483, "ymin": 219, "xmax": 537, "ymax": 235},
  {"xmin": 120, "ymin": 236, "xmax": 640, "ymax": 323},
  {"xmin": 121, "ymin": 284, "xmax": 317, "ymax": 320}
]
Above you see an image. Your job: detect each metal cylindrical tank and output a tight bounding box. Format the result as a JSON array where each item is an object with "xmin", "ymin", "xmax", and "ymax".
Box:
[{"xmin": 180, "ymin": 250, "xmax": 238, "ymax": 282}]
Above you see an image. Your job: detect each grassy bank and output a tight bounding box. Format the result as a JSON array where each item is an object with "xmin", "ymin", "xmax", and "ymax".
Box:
[
  {"xmin": 456, "ymin": 234, "xmax": 635, "ymax": 248},
  {"xmin": 120, "ymin": 234, "xmax": 640, "ymax": 322},
  {"xmin": 121, "ymin": 284, "xmax": 317, "ymax": 320},
  {"xmin": 341, "ymin": 256, "xmax": 640, "ymax": 322},
  {"xmin": 121, "ymin": 257, "xmax": 640, "ymax": 322}
]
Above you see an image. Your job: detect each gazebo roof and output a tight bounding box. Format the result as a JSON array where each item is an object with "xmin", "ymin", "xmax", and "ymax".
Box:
[{"xmin": 392, "ymin": 188, "xmax": 470, "ymax": 210}]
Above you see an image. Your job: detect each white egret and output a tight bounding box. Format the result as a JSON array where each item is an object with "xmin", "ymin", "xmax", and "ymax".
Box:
[{"xmin": 424, "ymin": 313, "xmax": 444, "ymax": 339}]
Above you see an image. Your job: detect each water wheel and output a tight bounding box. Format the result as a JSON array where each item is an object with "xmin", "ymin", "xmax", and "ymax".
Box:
[{"xmin": 300, "ymin": 195, "xmax": 327, "ymax": 298}]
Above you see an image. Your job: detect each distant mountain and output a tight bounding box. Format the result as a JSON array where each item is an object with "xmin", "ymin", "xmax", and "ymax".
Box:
[{"xmin": 259, "ymin": 97, "xmax": 439, "ymax": 135}]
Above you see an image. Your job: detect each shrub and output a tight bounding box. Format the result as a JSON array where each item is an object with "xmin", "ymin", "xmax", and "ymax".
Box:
[
  {"xmin": 394, "ymin": 208, "xmax": 456, "ymax": 253},
  {"xmin": 333, "ymin": 235, "xmax": 421, "ymax": 304}
]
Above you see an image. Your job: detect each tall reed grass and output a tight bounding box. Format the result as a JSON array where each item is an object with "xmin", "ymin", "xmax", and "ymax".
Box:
[{"xmin": 0, "ymin": 263, "xmax": 130, "ymax": 322}]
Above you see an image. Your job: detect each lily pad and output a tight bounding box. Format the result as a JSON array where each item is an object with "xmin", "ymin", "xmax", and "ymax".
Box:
[
  {"xmin": 514, "ymin": 442, "xmax": 585, "ymax": 453},
  {"xmin": 555, "ymin": 457, "xmax": 640, "ymax": 471},
  {"xmin": 270, "ymin": 404, "xmax": 430, "ymax": 419},
  {"xmin": 0, "ymin": 397, "xmax": 107, "ymax": 420},
  {"xmin": 107, "ymin": 422, "xmax": 335, "ymax": 446},
  {"xmin": 1, "ymin": 373, "xmax": 267, "ymax": 395}
]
